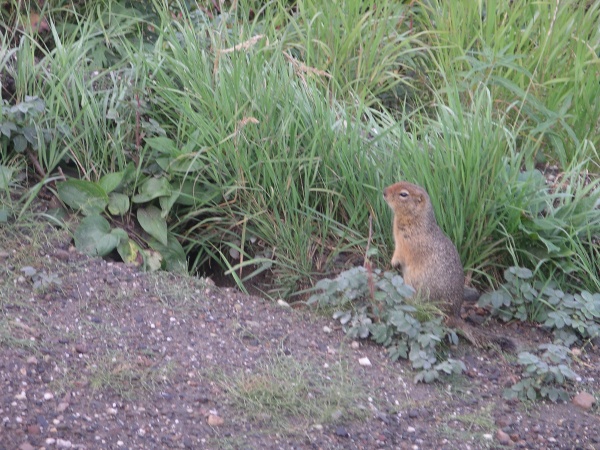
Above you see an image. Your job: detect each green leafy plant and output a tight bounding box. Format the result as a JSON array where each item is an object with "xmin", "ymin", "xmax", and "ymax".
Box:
[
  {"xmin": 56, "ymin": 168, "xmax": 187, "ymax": 273},
  {"xmin": 481, "ymin": 266, "xmax": 597, "ymax": 402},
  {"xmin": 504, "ymin": 344, "xmax": 580, "ymax": 402},
  {"xmin": 0, "ymin": 96, "xmax": 50, "ymax": 155},
  {"xmin": 479, "ymin": 266, "xmax": 600, "ymax": 346},
  {"xmin": 20, "ymin": 266, "xmax": 62, "ymax": 290},
  {"xmin": 308, "ymin": 266, "xmax": 465, "ymax": 383}
]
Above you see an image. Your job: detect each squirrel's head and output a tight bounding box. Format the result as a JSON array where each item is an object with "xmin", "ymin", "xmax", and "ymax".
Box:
[{"xmin": 383, "ymin": 181, "xmax": 434, "ymax": 226}]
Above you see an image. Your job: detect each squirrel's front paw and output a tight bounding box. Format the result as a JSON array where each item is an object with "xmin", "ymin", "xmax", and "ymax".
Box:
[{"xmin": 391, "ymin": 257, "xmax": 401, "ymax": 268}]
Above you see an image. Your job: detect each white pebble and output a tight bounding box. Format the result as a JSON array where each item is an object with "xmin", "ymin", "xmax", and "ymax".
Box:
[
  {"xmin": 15, "ymin": 391, "xmax": 26, "ymax": 400},
  {"xmin": 358, "ymin": 357, "xmax": 371, "ymax": 366},
  {"xmin": 407, "ymin": 426, "xmax": 416, "ymax": 433},
  {"xmin": 43, "ymin": 392, "xmax": 54, "ymax": 400},
  {"xmin": 56, "ymin": 439, "xmax": 72, "ymax": 448}
]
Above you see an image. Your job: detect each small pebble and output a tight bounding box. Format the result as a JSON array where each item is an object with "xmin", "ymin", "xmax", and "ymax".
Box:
[
  {"xmin": 573, "ymin": 391, "xmax": 595, "ymax": 410},
  {"xmin": 358, "ymin": 357, "xmax": 371, "ymax": 366},
  {"xmin": 57, "ymin": 402, "xmax": 70, "ymax": 413},
  {"xmin": 334, "ymin": 426, "xmax": 349, "ymax": 437},
  {"xmin": 496, "ymin": 429, "xmax": 511, "ymax": 445},
  {"xmin": 207, "ymin": 414, "xmax": 224, "ymax": 426}
]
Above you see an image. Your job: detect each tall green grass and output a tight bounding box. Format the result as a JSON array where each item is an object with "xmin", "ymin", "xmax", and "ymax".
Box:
[
  {"xmin": 420, "ymin": 0, "xmax": 600, "ymax": 167},
  {"xmin": 276, "ymin": 0, "xmax": 431, "ymax": 109},
  {"xmin": 3, "ymin": 0, "xmax": 599, "ymax": 296},
  {"xmin": 126, "ymin": 4, "xmax": 410, "ymax": 294}
]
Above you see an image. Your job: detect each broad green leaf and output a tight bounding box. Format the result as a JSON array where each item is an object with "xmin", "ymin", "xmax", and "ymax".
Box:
[
  {"xmin": 0, "ymin": 121, "xmax": 17, "ymax": 137},
  {"xmin": 57, "ymin": 180, "xmax": 108, "ymax": 216},
  {"xmin": 165, "ymin": 153, "xmax": 206, "ymax": 173},
  {"xmin": 144, "ymin": 136, "xmax": 179, "ymax": 155},
  {"xmin": 74, "ymin": 215, "xmax": 123, "ymax": 256},
  {"xmin": 137, "ymin": 205, "xmax": 168, "ymax": 246},
  {"xmin": 99, "ymin": 172, "xmax": 125, "ymax": 194},
  {"xmin": 132, "ymin": 177, "xmax": 172, "ymax": 203},
  {"xmin": 119, "ymin": 162, "xmax": 137, "ymax": 188},
  {"xmin": 143, "ymin": 249, "xmax": 163, "ymax": 271},
  {"xmin": 13, "ymin": 134, "xmax": 27, "ymax": 152},
  {"xmin": 175, "ymin": 180, "xmax": 222, "ymax": 206},
  {"xmin": 159, "ymin": 192, "xmax": 180, "ymax": 217},
  {"xmin": 22, "ymin": 126, "xmax": 37, "ymax": 146},
  {"xmin": 117, "ymin": 237, "xmax": 141, "ymax": 265},
  {"xmin": 0, "ymin": 165, "xmax": 14, "ymax": 190},
  {"xmin": 108, "ymin": 193, "xmax": 130, "ymax": 215},
  {"xmin": 149, "ymin": 232, "xmax": 187, "ymax": 274}
]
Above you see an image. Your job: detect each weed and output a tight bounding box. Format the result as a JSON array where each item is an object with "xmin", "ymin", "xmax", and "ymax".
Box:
[
  {"xmin": 86, "ymin": 350, "xmax": 174, "ymax": 400},
  {"xmin": 308, "ymin": 266, "xmax": 465, "ymax": 383},
  {"xmin": 216, "ymin": 351, "xmax": 368, "ymax": 431},
  {"xmin": 505, "ymin": 344, "xmax": 580, "ymax": 402},
  {"xmin": 480, "ymin": 266, "xmax": 600, "ymax": 346}
]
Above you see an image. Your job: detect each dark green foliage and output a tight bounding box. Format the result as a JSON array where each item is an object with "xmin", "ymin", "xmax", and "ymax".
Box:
[
  {"xmin": 479, "ymin": 266, "xmax": 600, "ymax": 346},
  {"xmin": 481, "ymin": 266, "xmax": 598, "ymax": 402},
  {"xmin": 0, "ymin": 96, "xmax": 52, "ymax": 154},
  {"xmin": 504, "ymin": 344, "xmax": 580, "ymax": 402},
  {"xmin": 308, "ymin": 266, "xmax": 465, "ymax": 383}
]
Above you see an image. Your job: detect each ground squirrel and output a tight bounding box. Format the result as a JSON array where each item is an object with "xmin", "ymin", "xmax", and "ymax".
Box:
[{"xmin": 383, "ymin": 181, "xmax": 514, "ymax": 350}]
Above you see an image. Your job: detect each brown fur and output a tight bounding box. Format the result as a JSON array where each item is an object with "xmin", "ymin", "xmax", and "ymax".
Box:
[{"xmin": 383, "ymin": 181, "xmax": 514, "ymax": 350}]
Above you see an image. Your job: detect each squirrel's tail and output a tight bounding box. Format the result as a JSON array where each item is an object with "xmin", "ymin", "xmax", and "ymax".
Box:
[{"xmin": 447, "ymin": 317, "xmax": 516, "ymax": 352}]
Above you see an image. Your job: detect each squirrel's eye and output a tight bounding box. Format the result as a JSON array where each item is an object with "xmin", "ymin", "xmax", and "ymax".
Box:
[{"xmin": 399, "ymin": 191, "xmax": 408, "ymax": 198}]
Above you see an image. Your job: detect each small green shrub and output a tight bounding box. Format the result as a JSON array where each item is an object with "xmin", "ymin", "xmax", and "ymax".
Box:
[
  {"xmin": 481, "ymin": 266, "xmax": 596, "ymax": 402},
  {"xmin": 20, "ymin": 266, "xmax": 62, "ymax": 290},
  {"xmin": 0, "ymin": 96, "xmax": 52, "ymax": 156},
  {"xmin": 55, "ymin": 169, "xmax": 188, "ymax": 274},
  {"xmin": 504, "ymin": 344, "xmax": 580, "ymax": 402},
  {"xmin": 308, "ymin": 266, "xmax": 465, "ymax": 383},
  {"xmin": 479, "ymin": 266, "xmax": 600, "ymax": 346}
]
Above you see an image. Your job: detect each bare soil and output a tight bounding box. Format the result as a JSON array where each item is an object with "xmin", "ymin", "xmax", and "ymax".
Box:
[{"xmin": 1, "ymin": 219, "xmax": 599, "ymax": 450}]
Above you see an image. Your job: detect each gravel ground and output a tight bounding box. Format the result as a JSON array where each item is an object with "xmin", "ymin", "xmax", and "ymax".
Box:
[{"xmin": 1, "ymin": 222, "xmax": 599, "ymax": 450}]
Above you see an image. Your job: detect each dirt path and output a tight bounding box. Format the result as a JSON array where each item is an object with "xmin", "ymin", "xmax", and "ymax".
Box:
[{"xmin": 1, "ymin": 223, "xmax": 599, "ymax": 449}]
